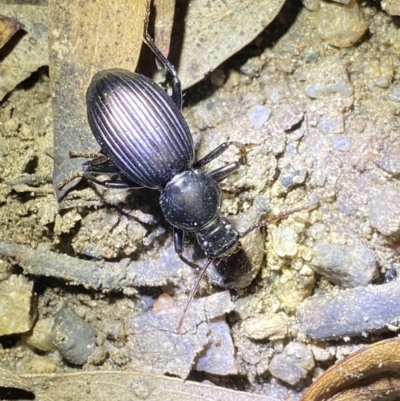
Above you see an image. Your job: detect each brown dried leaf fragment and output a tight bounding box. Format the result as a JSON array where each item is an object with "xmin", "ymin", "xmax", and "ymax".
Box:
[
  {"xmin": 153, "ymin": 0, "xmax": 175, "ymax": 68},
  {"xmin": 9, "ymin": 370, "xmax": 279, "ymax": 401},
  {"xmin": 0, "ymin": 14, "xmax": 23, "ymax": 49},
  {"xmin": 174, "ymin": 0, "xmax": 286, "ymax": 89},
  {"xmin": 50, "ymin": 0, "xmax": 148, "ymax": 198}
]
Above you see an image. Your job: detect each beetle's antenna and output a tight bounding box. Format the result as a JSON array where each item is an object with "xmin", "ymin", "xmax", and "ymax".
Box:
[
  {"xmin": 239, "ymin": 204, "xmax": 312, "ymax": 238},
  {"xmin": 177, "ymin": 258, "xmax": 213, "ymax": 332}
]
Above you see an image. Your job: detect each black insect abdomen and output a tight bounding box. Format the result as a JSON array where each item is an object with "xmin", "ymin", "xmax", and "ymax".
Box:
[{"xmin": 87, "ymin": 69, "xmax": 194, "ymax": 189}]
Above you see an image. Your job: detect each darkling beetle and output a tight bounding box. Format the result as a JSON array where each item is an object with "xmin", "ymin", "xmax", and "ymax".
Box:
[{"xmin": 60, "ymin": 28, "xmax": 308, "ymax": 324}]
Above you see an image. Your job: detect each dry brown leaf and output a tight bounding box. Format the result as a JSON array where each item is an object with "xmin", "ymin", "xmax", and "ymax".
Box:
[
  {"xmin": 0, "ymin": 5, "xmax": 47, "ymax": 101},
  {"xmin": 7, "ymin": 370, "xmax": 279, "ymax": 401},
  {"xmin": 153, "ymin": 0, "xmax": 175, "ymax": 68},
  {"xmin": 0, "ymin": 13, "xmax": 23, "ymax": 49},
  {"xmin": 50, "ymin": 0, "xmax": 148, "ymax": 198},
  {"xmin": 301, "ymin": 337, "xmax": 400, "ymax": 401},
  {"xmin": 174, "ymin": 0, "xmax": 286, "ymax": 89}
]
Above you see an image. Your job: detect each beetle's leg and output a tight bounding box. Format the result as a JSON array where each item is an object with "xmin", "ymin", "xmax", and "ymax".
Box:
[
  {"xmin": 193, "ymin": 141, "xmax": 244, "ymax": 168},
  {"xmin": 143, "ymin": 32, "xmax": 182, "ymax": 110},
  {"xmin": 208, "ymin": 162, "xmax": 240, "ymax": 182},
  {"xmin": 82, "ymin": 155, "xmax": 121, "ymax": 174},
  {"xmin": 173, "ymin": 227, "xmax": 201, "ymax": 269},
  {"xmin": 69, "ymin": 151, "xmax": 100, "ymax": 159},
  {"xmin": 82, "ymin": 157, "xmax": 143, "ymax": 189},
  {"xmin": 57, "ymin": 153, "xmax": 112, "ymax": 190},
  {"xmin": 83, "ymin": 173, "xmax": 142, "ymax": 189}
]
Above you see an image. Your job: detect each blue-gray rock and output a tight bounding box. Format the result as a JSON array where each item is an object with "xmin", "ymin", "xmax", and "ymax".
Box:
[
  {"xmin": 386, "ymin": 83, "xmax": 400, "ymax": 102},
  {"xmin": 376, "ymin": 142, "xmax": 400, "ymax": 176},
  {"xmin": 279, "ymin": 165, "xmax": 307, "ymax": 188},
  {"xmin": 247, "ymin": 105, "xmax": 271, "ymax": 129},
  {"xmin": 331, "ymin": 135, "xmax": 351, "ymax": 151},
  {"xmin": 298, "ymin": 280, "xmax": 400, "ymax": 340},
  {"xmin": 269, "ymin": 342, "xmax": 314, "ymax": 386},
  {"xmin": 303, "ymin": 57, "xmax": 353, "ymax": 98},
  {"xmin": 317, "ymin": 115, "xmax": 344, "ymax": 134},
  {"xmin": 368, "ymin": 184, "xmax": 400, "ymax": 236},
  {"xmin": 310, "ymin": 243, "xmax": 377, "ymax": 287},
  {"xmin": 52, "ymin": 302, "xmax": 97, "ymax": 365}
]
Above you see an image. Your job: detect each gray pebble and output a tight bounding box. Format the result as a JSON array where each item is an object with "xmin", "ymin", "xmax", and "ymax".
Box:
[
  {"xmin": 273, "ymin": 104, "xmax": 304, "ymax": 131},
  {"xmin": 376, "ymin": 141, "xmax": 400, "ymax": 175},
  {"xmin": 301, "ymin": 0, "xmax": 320, "ymax": 11},
  {"xmin": 303, "ymin": 57, "xmax": 353, "ymax": 98},
  {"xmin": 297, "ymin": 280, "xmax": 400, "ymax": 340},
  {"xmin": 279, "ymin": 165, "xmax": 307, "ymax": 188},
  {"xmin": 374, "ymin": 76, "xmax": 391, "ymax": 88},
  {"xmin": 331, "ymin": 134, "xmax": 351, "ymax": 151},
  {"xmin": 272, "ymin": 226, "xmax": 298, "ymax": 257},
  {"xmin": 317, "ymin": 115, "xmax": 344, "ymax": 134},
  {"xmin": 307, "ymin": 223, "xmax": 326, "ymax": 240},
  {"xmin": 209, "ymin": 69, "xmax": 226, "ymax": 87},
  {"xmin": 316, "ymin": 0, "xmax": 367, "ymax": 47},
  {"xmin": 386, "ymin": 83, "xmax": 400, "ymax": 102},
  {"xmin": 52, "ymin": 302, "xmax": 97, "ymax": 365},
  {"xmin": 269, "ymin": 342, "xmax": 314, "ymax": 386},
  {"xmin": 240, "ymin": 56, "xmax": 266, "ymax": 77},
  {"xmin": 368, "ymin": 184, "xmax": 400, "ymax": 236},
  {"xmin": 247, "ymin": 105, "xmax": 272, "ymax": 129},
  {"xmin": 194, "ymin": 319, "xmax": 237, "ymax": 375},
  {"xmin": 310, "ymin": 243, "xmax": 377, "ymax": 287},
  {"xmin": 304, "ymin": 49, "xmax": 319, "ymax": 63}
]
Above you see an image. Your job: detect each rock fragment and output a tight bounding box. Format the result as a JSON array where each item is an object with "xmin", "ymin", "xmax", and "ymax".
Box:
[
  {"xmin": 22, "ymin": 317, "xmax": 55, "ymax": 352},
  {"xmin": 381, "ymin": 0, "xmax": 400, "ymax": 16},
  {"xmin": 271, "ymin": 226, "xmax": 298, "ymax": 257},
  {"xmin": 331, "ymin": 135, "xmax": 351, "ymax": 152},
  {"xmin": 243, "ymin": 313, "xmax": 288, "ymax": 341},
  {"xmin": 368, "ymin": 184, "xmax": 400, "ymax": 236},
  {"xmin": 376, "ymin": 141, "xmax": 400, "ymax": 175},
  {"xmin": 386, "ymin": 83, "xmax": 400, "ymax": 102},
  {"xmin": 126, "ymin": 291, "xmax": 234, "ymax": 379},
  {"xmin": 297, "ymin": 280, "xmax": 400, "ymax": 339},
  {"xmin": 52, "ymin": 302, "xmax": 97, "ymax": 365},
  {"xmin": 316, "ymin": 0, "xmax": 367, "ymax": 48},
  {"xmin": 273, "ymin": 104, "xmax": 304, "ymax": 131},
  {"xmin": 0, "ymin": 274, "xmax": 36, "ymax": 336},
  {"xmin": 194, "ymin": 318, "xmax": 238, "ymax": 375},
  {"xmin": 247, "ymin": 105, "xmax": 272, "ymax": 130},
  {"xmin": 303, "ymin": 57, "xmax": 353, "ymax": 98},
  {"xmin": 269, "ymin": 342, "xmax": 315, "ymax": 386},
  {"xmin": 317, "ymin": 114, "xmax": 344, "ymax": 135},
  {"xmin": 310, "ymin": 243, "xmax": 377, "ymax": 287},
  {"xmin": 28, "ymin": 356, "xmax": 57, "ymax": 374},
  {"xmin": 0, "ymin": 5, "xmax": 48, "ymax": 101}
]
